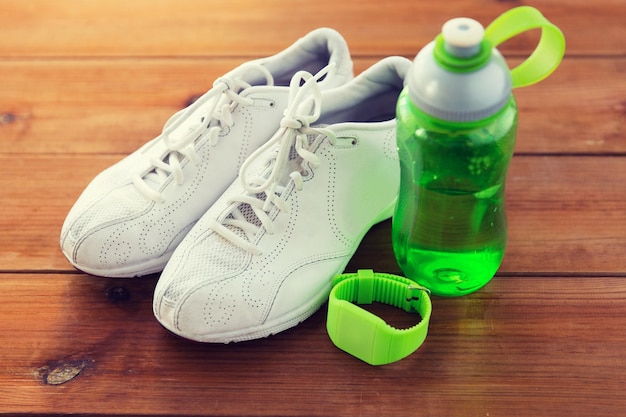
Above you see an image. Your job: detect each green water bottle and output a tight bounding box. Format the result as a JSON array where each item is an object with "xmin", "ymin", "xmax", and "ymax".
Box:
[{"xmin": 392, "ymin": 6, "xmax": 565, "ymax": 296}]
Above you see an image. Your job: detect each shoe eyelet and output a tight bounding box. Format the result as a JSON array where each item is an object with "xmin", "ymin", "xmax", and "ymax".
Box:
[
  {"xmin": 334, "ymin": 136, "xmax": 358, "ymax": 148},
  {"xmin": 253, "ymin": 98, "xmax": 276, "ymax": 109}
]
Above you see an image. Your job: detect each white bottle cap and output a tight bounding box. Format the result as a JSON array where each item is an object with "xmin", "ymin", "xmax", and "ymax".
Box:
[{"xmin": 442, "ymin": 18, "xmax": 485, "ymax": 57}]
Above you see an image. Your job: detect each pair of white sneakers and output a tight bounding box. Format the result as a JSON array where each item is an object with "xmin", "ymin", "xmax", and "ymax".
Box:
[{"xmin": 61, "ymin": 28, "xmax": 411, "ymax": 343}]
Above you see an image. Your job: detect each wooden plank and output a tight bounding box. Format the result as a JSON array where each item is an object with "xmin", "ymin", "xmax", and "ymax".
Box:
[
  {"xmin": 504, "ymin": 155, "xmax": 626, "ymax": 274},
  {"xmin": 1, "ymin": 57, "xmax": 624, "ymax": 155},
  {"xmin": 2, "ymin": 155, "xmax": 117, "ymax": 272},
  {"xmin": 2, "ymin": 155, "xmax": 626, "ymax": 274},
  {"xmin": 1, "ymin": 0, "xmax": 623, "ymax": 57},
  {"xmin": 0, "ymin": 58, "xmax": 245, "ymax": 155},
  {"xmin": 0, "ymin": 273, "xmax": 624, "ymax": 416}
]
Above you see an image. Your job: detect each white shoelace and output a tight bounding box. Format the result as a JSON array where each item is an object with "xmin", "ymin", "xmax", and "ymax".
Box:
[
  {"xmin": 209, "ymin": 65, "xmax": 337, "ymax": 255},
  {"xmin": 132, "ymin": 63, "xmax": 275, "ymax": 203}
]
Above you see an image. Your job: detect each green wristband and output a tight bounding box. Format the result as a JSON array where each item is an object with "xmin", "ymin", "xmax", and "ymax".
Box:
[{"xmin": 326, "ymin": 270, "xmax": 432, "ymax": 366}]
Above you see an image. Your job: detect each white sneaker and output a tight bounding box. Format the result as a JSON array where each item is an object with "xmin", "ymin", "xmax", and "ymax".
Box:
[
  {"xmin": 60, "ymin": 28, "xmax": 353, "ymax": 278},
  {"xmin": 153, "ymin": 56, "xmax": 411, "ymax": 343}
]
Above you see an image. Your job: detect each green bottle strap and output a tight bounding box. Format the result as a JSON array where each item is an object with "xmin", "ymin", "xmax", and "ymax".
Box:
[{"xmin": 485, "ymin": 6, "xmax": 565, "ymax": 89}]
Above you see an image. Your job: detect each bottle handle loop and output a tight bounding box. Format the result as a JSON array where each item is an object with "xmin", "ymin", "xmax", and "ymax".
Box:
[{"xmin": 485, "ymin": 6, "xmax": 565, "ymax": 89}]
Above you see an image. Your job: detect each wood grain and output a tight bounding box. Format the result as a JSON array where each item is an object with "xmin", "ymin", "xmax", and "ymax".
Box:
[
  {"xmin": 1, "ymin": 0, "xmax": 624, "ymax": 57},
  {"xmin": 2, "ymin": 58, "xmax": 624, "ymax": 155},
  {"xmin": 3, "ymin": 155, "xmax": 624, "ymax": 274},
  {"xmin": 0, "ymin": 274, "xmax": 624, "ymax": 416},
  {"xmin": 1, "ymin": 0, "xmax": 624, "ymax": 415}
]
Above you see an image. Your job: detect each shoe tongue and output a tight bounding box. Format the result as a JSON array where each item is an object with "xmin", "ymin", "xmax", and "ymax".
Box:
[
  {"xmin": 222, "ymin": 161, "xmax": 283, "ymax": 243},
  {"xmin": 230, "ymin": 62, "xmax": 276, "ymax": 88},
  {"xmin": 140, "ymin": 89, "xmax": 237, "ymax": 189},
  {"xmin": 274, "ymin": 130, "xmax": 320, "ymax": 187},
  {"xmin": 168, "ymin": 109, "xmax": 208, "ymax": 144},
  {"xmin": 142, "ymin": 153, "xmax": 174, "ymax": 189},
  {"xmin": 141, "ymin": 70, "xmax": 279, "ymax": 191},
  {"xmin": 238, "ymin": 197, "xmax": 264, "ymax": 226},
  {"xmin": 229, "ymin": 130, "xmax": 319, "ymax": 239},
  {"xmin": 140, "ymin": 109, "xmax": 210, "ymax": 189}
]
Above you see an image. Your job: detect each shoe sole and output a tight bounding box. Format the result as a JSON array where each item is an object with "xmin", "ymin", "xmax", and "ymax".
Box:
[{"xmin": 63, "ymin": 251, "xmax": 172, "ymax": 278}]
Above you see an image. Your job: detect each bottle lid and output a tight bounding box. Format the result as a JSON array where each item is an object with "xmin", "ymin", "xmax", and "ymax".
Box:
[
  {"xmin": 407, "ymin": 6, "xmax": 566, "ymax": 123},
  {"xmin": 442, "ymin": 18, "xmax": 484, "ymax": 58},
  {"xmin": 407, "ymin": 19, "xmax": 511, "ymax": 123}
]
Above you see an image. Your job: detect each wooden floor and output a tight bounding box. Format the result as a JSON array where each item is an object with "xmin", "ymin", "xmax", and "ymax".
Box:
[{"xmin": 1, "ymin": 0, "xmax": 625, "ymax": 416}]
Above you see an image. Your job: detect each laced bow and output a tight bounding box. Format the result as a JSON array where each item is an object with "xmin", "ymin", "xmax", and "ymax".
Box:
[
  {"xmin": 132, "ymin": 63, "xmax": 274, "ymax": 203},
  {"xmin": 210, "ymin": 66, "xmax": 337, "ymax": 254}
]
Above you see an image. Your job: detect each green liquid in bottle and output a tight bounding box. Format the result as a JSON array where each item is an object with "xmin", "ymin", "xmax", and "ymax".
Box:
[{"xmin": 392, "ymin": 89, "xmax": 517, "ymax": 296}]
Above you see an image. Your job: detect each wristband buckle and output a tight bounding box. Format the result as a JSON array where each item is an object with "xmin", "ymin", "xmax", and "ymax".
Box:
[{"xmin": 326, "ymin": 270, "xmax": 432, "ymax": 366}]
